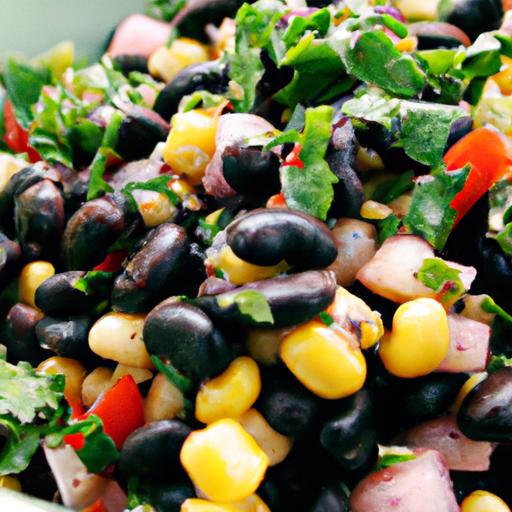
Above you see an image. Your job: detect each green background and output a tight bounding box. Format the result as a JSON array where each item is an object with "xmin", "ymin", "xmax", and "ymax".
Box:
[{"xmin": 0, "ymin": 0, "xmax": 144, "ymax": 61}]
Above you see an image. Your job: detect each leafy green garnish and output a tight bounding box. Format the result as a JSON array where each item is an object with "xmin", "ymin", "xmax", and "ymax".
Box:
[
  {"xmin": 217, "ymin": 290, "xmax": 274, "ymax": 325},
  {"xmin": 150, "ymin": 355, "xmax": 193, "ymax": 395},
  {"xmin": 146, "ymin": 0, "xmax": 186, "ymax": 21},
  {"xmin": 481, "ymin": 296, "xmax": 512, "ymax": 325},
  {"xmin": 487, "ymin": 354, "xmax": 512, "ymax": 373},
  {"xmin": 319, "ymin": 311, "xmax": 335, "ymax": 327},
  {"xmin": 337, "ymin": 31, "xmax": 425, "ymax": 98},
  {"xmin": 416, "ymin": 257, "xmax": 465, "ymax": 306},
  {"xmin": 402, "ymin": 166, "xmax": 470, "ymax": 250},
  {"xmin": 74, "ymin": 270, "xmax": 114, "ymax": 295},
  {"xmin": 121, "ymin": 175, "xmax": 179, "ymax": 213},
  {"xmin": 87, "ymin": 110, "xmax": 124, "ymax": 200},
  {"xmin": 496, "ymin": 223, "xmax": 512, "ymax": 256},
  {"xmin": 282, "ymin": 8, "xmax": 331, "ymax": 49},
  {"xmin": 280, "ymin": 105, "xmax": 338, "ymax": 220},
  {"xmin": 2, "ymin": 58, "xmax": 51, "ymax": 129},
  {"xmin": 179, "ymin": 90, "xmax": 226, "ymax": 113},
  {"xmin": 342, "ymin": 94, "xmax": 401, "ymax": 129},
  {"xmin": 374, "ymin": 453, "xmax": 416, "ymax": 471},
  {"xmin": 372, "ymin": 171, "xmax": 414, "ymax": 204},
  {"xmin": 378, "ymin": 213, "xmax": 401, "ymax": 244}
]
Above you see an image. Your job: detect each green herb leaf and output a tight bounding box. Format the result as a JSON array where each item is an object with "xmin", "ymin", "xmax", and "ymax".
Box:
[
  {"xmin": 87, "ymin": 110, "xmax": 124, "ymax": 201},
  {"xmin": 2, "ymin": 58, "xmax": 51, "ymax": 129},
  {"xmin": 150, "ymin": 355, "xmax": 193, "ymax": 395},
  {"xmin": 374, "ymin": 453, "xmax": 416, "ymax": 471},
  {"xmin": 121, "ymin": 175, "xmax": 179, "ymax": 213},
  {"xmin": 217, "ymin": 290, "xmax": 274, "ymax": 324},
  {"xmin": 0, "ymin": 360, "xmax": 64, "ymax": 424},
  {"xmin": 481, "ymin": 296, "xmax": 512, "ymax": 325},
  {"xmin": 496, "ymin": 223, "xmax": 512, "ymax": 256},
  {"xmin": 403, "ymin": 166, "xmax": 470, "ymax": 250},
  {"xmin": 487, "ymin": 354, "xmax": 512, "ymax": 373},
  {"xmin": 282, "ymin": 8, "xmax": 331, "ymax": 49},
  {"xmin": 372, "ymin": 171, "xmax": 414, "ymax": 204},
  {"xmin": 281, "ymin": 105, "xmax": 338, "ymax": 220},
  {"xmin": 179, "ymin": 90, "xmax": 226, "ymax": 113},
  {"xmin": 378, "ymin": 214, "xmax": 401, "ymax": 244},
  {"xmin": 0, "ymin": 420, "xmax": 40, "ymax": 475},
  {"xmin": 417, "ymin": 257, "xmax": 465, "ymax": 306},
  {"xmin": 319, "ymin": 311, "xmax": 335, "ymax": 327},
  {"xmin": 146, "ymin": 0, "xmax": 186, "ymax": 21},
  {"xmin": 73, "ymin": 270, "xmax": 114, "ymax": 295},
  {"xmin": 337, "ymin": 31, "xmax": 425, "ymax": 98},
  {"xmin": 342, "ymin": 94, "xmax": 401, "ymax": 129}
]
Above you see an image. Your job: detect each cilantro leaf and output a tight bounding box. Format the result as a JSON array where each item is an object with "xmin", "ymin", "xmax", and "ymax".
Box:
[
  {"xmin": 282, "ymin": 8, "xmax": 331, "ymax": 49},
  {"xmin": 74, "ymin": 270, "xmax": 114, "ymax": 296},
  {"xmin": 403, "ymin": 166, "xmax": 469, "ymax": 250},
  {"xmin": 87, "ymin": 110, "xmax": 124, "ymax": 200},
  {"xmin": 374, "ymin": 453, "xmax": 416, "ymax": 471},
  {"xmin": 146, "ymin": 0, "xmax": 186, "ymax": 22},
  {"xmin": 150, "ymin": 355, "xmax": 193, "ymax": 395},
  {"xmin": 121, "ymin": 175, "xmax": 179, "ymax": 213},
  {"xmin": 487, "ymin": 354, "xmax": 512, "ymax": 373},
  {"xmin": 481, "ymin": 296, "xmax": 512, "ymax": 325},
  {"xmin": 378, "ymin": 214, "xmax": 401, "ymax": 244},
  {"xmin": 372, "ymin": 171, "xmax": 414, "ymax": 204},
  {"xmin": 217, "ymin": 290, "xmax": 274, "ymax": 325},
  {"xmin": 416, "ymin": 257, "xmax": 465, "ymax": 306},
  {"xmin": 2, "ymin": 58, "xmax": 51, "ymax": 129},
  {"xmin": 496, "ymin": 223, "xmax": 512, "ymax": 256},
  {"xmin": 337, "ymin": 31, "xmax": 425, "ymax": 98},
  {"xmin": 281, "ymin": 105, "xmax": 338, "ymax": 220},
  {"xmin": 0, "ymin": 360, "xmax": 64, "ymax": 424},
  {"xmin": 342, "ymin": 94, "xmax": 401, "ymax": 129}
]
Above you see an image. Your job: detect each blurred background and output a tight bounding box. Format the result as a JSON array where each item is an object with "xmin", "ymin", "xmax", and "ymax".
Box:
[{"xmin": 0, "ymin": 0, "xmax": 143, "ymax": 61}]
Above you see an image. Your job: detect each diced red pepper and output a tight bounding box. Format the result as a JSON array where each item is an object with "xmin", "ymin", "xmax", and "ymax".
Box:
[
  {"xmin": 66, "ymin": 375, "xmax": 145, "ymax": 450},
  {"xmin": 92, "ymin": 250, "xmax": 127, "ymax": 273},
  {"xmin": 2, "ymin": 100, "xmax": 41, "ymax": 162},
  {"xmin": 444, "ymin": 127, "xmax": 511, "ymax": 223},
  {"xmin": 283, "ymin": 143, "xmax": 304, "ymax": 168},
  {"xmin": 266, "ymin": 192, "xmax": 288, "ymax": 209},
  {"xmin": 82, "ymin": 500, "xmax": 108, "ymax": 512}
]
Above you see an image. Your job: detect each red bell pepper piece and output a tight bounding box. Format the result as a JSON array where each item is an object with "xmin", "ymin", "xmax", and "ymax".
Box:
[
  {"xmin": 444, "ymin": 127, "xmax": 510, "ymax": 223},
  {"xmin": 66, "ymin": 375, "xmax": 144, "ymax": 451},
  {"xmin": 283, "ymin": 143, "xmax": 304, "ymax": 168},
  {"xmin": 92, "ymin": 250, "xmax": 127, "ymax": 273},
  {"xmin": 2, "ymin": 100, "xmax": 41, "ymax": 162}
]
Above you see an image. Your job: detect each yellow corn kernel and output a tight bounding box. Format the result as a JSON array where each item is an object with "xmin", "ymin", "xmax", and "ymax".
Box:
[
  {"xmin": 246, "ymin": 327, "xmax": 291, "ymax": 366},
  {"xmin": 163, "ymin": 110, "xmax": 218, "ymax": 184},
  {"xmin": 19, "ymin": 261, "xmax": 55, "ymax": 308},
  {"xmin": 492, "ymin": 56, "xmax": 512, "ymax": 96},
  {"xmin": 215, "ymin": 246, "xmax": 287, "ymax": 286},
  {"xmin": 280, "ymin": 320, "xmax": 367, "ymax": 399},
  {"xmin": 360, "ymin": 200, "xmax": 393, "ymax": 220},
  {"xmin": 461, "ymin": 490, "xmax": 511, "ymax": 512},
  {"xmin": 379, "ymin": 298, "xmax": 450, "ymax": 378},
  {"xmin": 450, "ymin": 372, "xmax": 488, "ymax": 415},
  {"xmin": 205, "ymin": 208, "xmax": 225, "ymax": 225},
  {"xmin": 138, "ymin": 192, "xmax": 176, "ymax": 228},
  {"xmin": 169, "ymin": 177, "xmax": 196, "ymax": 198},
  {"xmin": 0, "ymin": 154, "xmax": 28, "ymax": 193},
  {"xmin": 37, "ymin": 357, "xmax": 87, "ymax": 407},
  {"xmin": 148, "ymin": 38, "xmax": 209, "ymax": 83},
  {"xmin": 182, "ymin": 494, "xmax": 270, "ymax": 512},
  {"xmin": 239, "ymin": 409, "xmax": 292, "ymax": 466},
  {"xmin": 180, "ymin": 419, "xmax": 269, "ymax": 503},
  {"xmin": 0, "ymin": 476, "xmax": 21, "ymax": 491},
  {"xmin": 395, "ymin": 36, "xmax": 417, "ymax": 53},
  {"xmin": 394, "ymin": 0, "xmax": 439, "ymax": 21},
  {"xmin": 355, "ymin": 146, "xmax": 385, "ymax": 172},
  {"xmin": 196, "ymin": 357, "xmax": 261, "ymax": 424}
]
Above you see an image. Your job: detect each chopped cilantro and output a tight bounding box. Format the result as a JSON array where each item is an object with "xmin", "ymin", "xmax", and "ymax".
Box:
[
  {"xmin": 374, "ymin": 453, "xmax": 416, "ymax": 471},
  {"xmin": 481, "ymin": 296, "xmax": 512, "ymax": 325},
  {"xmin": 217, "ymin": 290, "xmax": 274, "ymax": 325},
  {"xmin": 487, "ymin": 354, "xmax": 512, "ymax": 373}
]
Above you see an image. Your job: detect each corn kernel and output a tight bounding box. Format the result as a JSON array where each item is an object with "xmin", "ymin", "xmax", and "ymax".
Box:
[
  {"xmin": 196, "ymin": 357, "xmax": 261, "ymax": 424},
  {"xmin": 169, "ymin": 177, "xmax": 196, "ymax": 198},
  {"xmin": 180, "ymin": 419, "xmax": 269, "ymax": 503},
  {"xmin": 379, "ymin": 298, "xmax": 450, "ymax": 378},
  {"xmin": 182, "ymin": 494, "xmax": 270, "ymax": 512},
  {"xmin": 138, "ymin": 192, "xmax": 176, "ymax": 228},
  {"xmin": 239, "ymin": 409, "xmax": 292, "ymax": 466},
  {"xmin": 205, "ymin": 208, "xmax": 225, "ymax": 225},
  {"xmin": 148, "ymin": 38, "xmax": 209, "ymax": 83},
  {"xmin": 360, "ymin": 200, "xmax": 393, "ymax": 220},
  {"xmin": 395, "ymin": 36, "xmax": 417, "ymax": 53},
  {"xmin": 492, "ymin": 56, "xmax": 512, "ymax": 95},
  {"xmin": 19, "ymin": 261, "xmax": 55, "ymax": 308},
  {"xmin": 280, "ymin": 320, "xmax": 367, "ymax": 399},
  {"xmin": 37, "ymin": 357, "xmax": 87, "ymax": 407},
  {"xmin": 461, "ymin": 490, "xmax": 511, "ymax": 512},
  {"xmin": 0, "ymin": 154, "xmax": 28, "ymax": 193},
  {"xmin": 214, "ymin": 246, "xmax": 287, "ymax": 286},
  {"xmin": 0, "ymin": 476, "xmax": 21, "ymax": 492},
  {"xmin": 163, "ymin": 110, "xmax": 218, "ymax": 184}
]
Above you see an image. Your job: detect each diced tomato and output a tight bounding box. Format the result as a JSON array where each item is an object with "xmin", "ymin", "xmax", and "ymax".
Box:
[
  {"xmin": 266, "ymin": 192, "xmax": 288, "ymax": 209},
  {"xmin": 283, "ymin": 143, "xmax": 304, "ymax": 168},
  {"xmin": 66, "ymin": 375, "xmax": 144, "ymax": 450},
  {"xmin": 92, "ymin": 250, "xmax": 127, "ymax": 273},
  {"xmin": 2, "ymin": 100, "xmax": 41, "ymax": 162},
  {"xmin": 82, "ymin": 500, "xmax": 108, "ymax": 512},
  {"xmin": 444, "ymin": 127, "xmax": 511, "ymax": 223}
]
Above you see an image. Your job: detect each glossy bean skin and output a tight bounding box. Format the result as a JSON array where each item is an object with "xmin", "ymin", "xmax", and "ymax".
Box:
[
  {"xmin": 35, "ymin": 315, "xmax": 97, "ymax": 362},
  {"xmin": 310, "ymin": 485, "xmax": 351, "ymax": 512},
  {"xmin": 0, "ymin": 233, "xmax": 22, "ymax": 288},
  {"xmin": 171, "ymin": 0, "xmax": 245, "ymax": 42},
  {"xmin": 197, "ymin": 270, "xmax": 337, "ymax": 328},
  {"xmin": 116, "ymin": 107, "xmax": 169, "ymax": 161},
  {"xmin": 35, "ymin": 272, "xmax": 100, "ymax": 316},
  {"xmin": 3, "ymin": 303, "xmax": 48, "ymax": 365},
  {"xmin": 143, "ymin": 298, "xmax": 232, "ymax": 381},
  {"xmin": 457, "ymin": 367, "xmax": 512, "ymax": 442},
  {"xmin": 222, "ymin": 146, "xmax": 281, "ymax": 197},
  {"xmin": 119, "ymin": 420, "xmax": 191, "ymax": 481},
  {"xmin": 320, "ymin": 390, "xmax": 377, "ymax": 471},
  {"xmin": 111, "ymin": 223, "xmax": 191, "ymax": 313},
  {"xmin": 14, "ymin": 179, "xmax": 65, "ymax": 261},
  {"xmin": 62, "ymin": 194, "xmax": 140, "ymax": 270},
  {"xmin": 153, "ymin": 60, "xmax": 229, "ymax": 120},
  {"xmin": 226, "ymin": 209, "xmax": 337, "ymax": 269},
  {"xmin": 444, "ymin": 0, "xmax": 503, "ymax": 41},
  {"xmin": 149, "ymin": 483, "xmax": 195, "ymax": 512},
  {"xmin": 257, "ymin": 370, "xmax": 321, "ymax": 437}
]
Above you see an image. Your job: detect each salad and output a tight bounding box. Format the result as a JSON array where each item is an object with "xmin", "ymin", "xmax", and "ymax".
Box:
[{"xmin": 1, "ymin": 0, "xmax": 512, "ymax": 510}]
